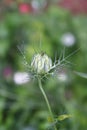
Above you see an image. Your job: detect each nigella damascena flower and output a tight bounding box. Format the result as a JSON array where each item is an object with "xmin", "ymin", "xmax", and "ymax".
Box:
[{"xmin": 31, "ymin": 53, "xmax": 52, "ymax": 74}]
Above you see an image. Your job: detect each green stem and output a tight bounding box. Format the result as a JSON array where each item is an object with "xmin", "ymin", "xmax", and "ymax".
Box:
[{"xmin": 38, "ymin": 77, "xmax": 57, "ymax": 130}]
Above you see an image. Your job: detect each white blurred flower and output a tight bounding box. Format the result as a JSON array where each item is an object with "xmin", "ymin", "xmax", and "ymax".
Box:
[
  {"xmin": 61, "ymin": 32, "xmax": 76, "ymax": 47},
  {"xmin": 31, "ymin": 0, "xmax": 39, "ymax": 10},
  {"xmin": 56, "ymin": 68, "xmax": 72, "ymax": 83},
  {"xmin": 31, "ymin": 0, "xmax": 47, "ymax": 10},
  {"xmin": 13, "ymin": 72, "xmax": 30, "ymax": 85},
  {"xmin": 31, "ymin": 53, "xmax": 52, "ymax": 74},
  {"xmin": 58, "ymin": 72, "xmax": 68, "ymax": 82}
]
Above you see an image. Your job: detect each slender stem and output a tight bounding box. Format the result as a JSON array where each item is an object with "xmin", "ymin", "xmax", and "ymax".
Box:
[{"xmin": 38, "ymin": 77, "xmax": 57, "ymax": 130}]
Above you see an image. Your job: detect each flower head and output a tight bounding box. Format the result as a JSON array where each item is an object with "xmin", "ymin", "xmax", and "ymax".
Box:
[
  {"xmin": 18, "ymin": 44, "xmax": 79, "ymax": 81},
  {"xmin": 31, "ymin": 53, "xmax": 52, "ymax": 74}
]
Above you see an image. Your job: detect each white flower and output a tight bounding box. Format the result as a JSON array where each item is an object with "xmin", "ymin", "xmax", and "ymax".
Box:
[
  {"xmin": 31, "ymin": 53, "xmax": 52, "ymax": 74},
  {"xmin": 58, "ymin": 72, "xmax": 68, "ymax": 82},
  {"xmin": 31, "ymin": 0, "xmax": 47, "ymax": 10},
  {"xmin": 61, "ymin": 32, "xmax": 76, "ymax": 47},
  {"xmin": 31, "ymin": 0, "xmax": 40, "ymax": 10},
  {"xmin": 13, "ymin": 72, "xmax": 30, "ymax": 85}
]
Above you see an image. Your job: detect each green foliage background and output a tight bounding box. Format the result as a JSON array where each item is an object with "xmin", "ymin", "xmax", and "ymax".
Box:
[{"xmin": 0, "ymin": 4, "xmax": 87, "ymax": 130}]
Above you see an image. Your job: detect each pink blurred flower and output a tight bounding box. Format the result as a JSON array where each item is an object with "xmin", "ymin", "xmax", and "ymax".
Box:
[
  {"xmin": 58, "ymin": 0, "xmax": 87, "ymax": 14},
  {"xmin": 19, "ymin": 3, "xmax": 32, "ymax": 13},
  {"xmin": 3, "ymin": 66, "xmax": 13, "ymax": 78}
]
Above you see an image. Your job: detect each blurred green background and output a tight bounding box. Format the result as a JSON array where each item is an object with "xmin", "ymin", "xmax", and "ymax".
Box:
[{"xmin": 0, "ymin": 0, "xmax": 87, "ymax": 130}]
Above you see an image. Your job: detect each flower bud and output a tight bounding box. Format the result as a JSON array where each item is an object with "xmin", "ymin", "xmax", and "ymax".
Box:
[{"xmin": 31, "ymin": 53, "xmax": 52, "ymax": 74}]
